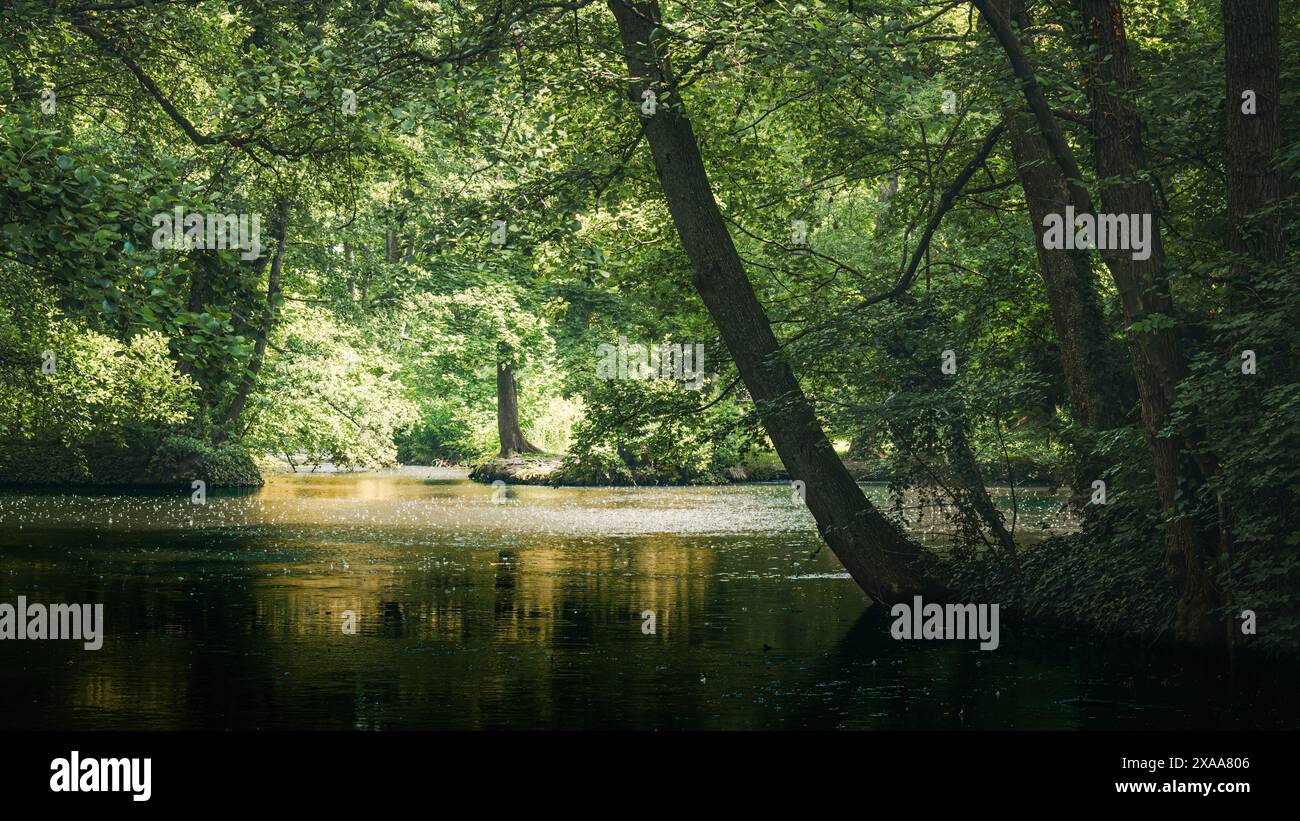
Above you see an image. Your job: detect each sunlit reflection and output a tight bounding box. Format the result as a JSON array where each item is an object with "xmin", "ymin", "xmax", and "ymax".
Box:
[{"xmin": 1, "ymin": 470, "xmax": 1291, "ymax": 730}]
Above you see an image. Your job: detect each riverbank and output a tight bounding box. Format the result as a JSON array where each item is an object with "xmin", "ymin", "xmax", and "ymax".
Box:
[
  {"xmin": 0, "ymin": 433, "xmax": 263, "ymax": 489},
  {"xmin": 466, "ymin": 453, "xmax": 900, "ymax": 486}
]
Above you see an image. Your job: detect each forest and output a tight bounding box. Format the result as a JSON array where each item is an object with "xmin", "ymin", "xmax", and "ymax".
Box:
[{"xmin": 1, "ymin": 0, "xmax": 1297, "ymax": 657}]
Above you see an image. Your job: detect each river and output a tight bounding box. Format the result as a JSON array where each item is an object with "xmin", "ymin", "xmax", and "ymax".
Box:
[{"xmin": 0, "ymin": 469, "xmax": 1293, "ymax": 729}]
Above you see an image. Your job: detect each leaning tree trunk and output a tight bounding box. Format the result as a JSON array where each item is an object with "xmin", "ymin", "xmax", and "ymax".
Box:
[
  {"xmin": 608, "ymin": 0, "xmax": 948, "ymax": 604},
  {"xmin": 1005, "ymin": 106, "xmax": 1137, "ymax": 508},
  {"xmin": 992, "ymin": 0, "xmax": 1125, "ymax": 434},
  {"xmin": 990, "ymin": 0, "xmax": 1131, "ymax": 507},
  {"xmin": 497, "ymin": 359, "xmax": 542, "ymax": 457},
  {"xmin": 1006, "ymin": 108, "xmax": 1124, "ymax": 433}
]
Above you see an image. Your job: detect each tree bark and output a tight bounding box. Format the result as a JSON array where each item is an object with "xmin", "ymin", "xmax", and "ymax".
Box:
[
  {"xmin": 993, "ymin": 1, "xmax": 1125, "ymax": 433},
  {"xmin": 1005, "ymin": 109, "xmax": 1127, "ymax": 430},
  {"xmin": 608, "ymin": 0, "xmax": 948, "ymax": 603},
  {"xmin": 1222, "ymin": 0, "xmax": 1284, "ymax": 303},
  {"xmin": 946, "ymin": 422, "xmax": 1018, "ymax": 558},
  {"xmin": 218, "ymin": 197, "xmax": 290, "ymax": 442},
  {"xmin": 974, "ymin": 0, "xmax": 1222, "ymax": 643},
  {"xmin": 1074, "ymin": 0, "xmax": 1221, "ymax": 645},
  {"xmin": 497, "ymin": 358, "xmax": 542, "ymax": 457},
  {"xmin": 987, "ymin": 0, "xmax": 1131, "ymax": 509}
]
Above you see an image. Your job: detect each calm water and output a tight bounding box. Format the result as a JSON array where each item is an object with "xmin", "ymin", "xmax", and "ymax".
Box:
[{"xmin": 0, "ymin": 470, "xmax": 1293, "ymax": 730}]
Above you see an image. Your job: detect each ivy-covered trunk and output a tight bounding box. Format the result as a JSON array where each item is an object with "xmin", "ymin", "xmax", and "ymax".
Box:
[{"xmin": 1074, "ymin": 0, "xmax": 1222, "ymax": 646}]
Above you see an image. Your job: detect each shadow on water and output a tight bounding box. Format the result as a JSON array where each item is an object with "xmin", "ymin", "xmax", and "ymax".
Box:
[
  {"xmin": 783, "ymin": 606, "xmax": 1299, "ymax": 730},
  {"xmin": 0, "ymin": 470, "xmax": 1295, "ymax": 729},
  {"xmin": 0, "ymin": 483, "xmax": 263, "ymax": 500}
]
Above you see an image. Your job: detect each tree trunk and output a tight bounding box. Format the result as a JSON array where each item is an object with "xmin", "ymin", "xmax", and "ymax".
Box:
[
  {"xmin": 217, "ymin": 197, "xmax": 290, "ymax": 443},
  {"xmin": 989, "ymin": 0, "xmax": 1130, "ymax": 507},
  {"xmin": 1217, "ymin": 0, "xmax": 1285, "ymax": 639},
  {"xmin": 176, "ymin": 253, "xmax": 216, "ymax": 425},
  {"xmin": 1222, "ymin": 0, "xmax": 1284, "ymax": 303},
  {"xmin": 1005, "ymin": 109, "xmax": 1128, "ymax": 430},
  {"xmin": 946, "ymin": 422, "xmax": 1018, "ymax": 558},
  {"xmin": 974, "ymin": 0, "xmax": 1222, "ymax": 643},
  {"xmin": 497, "ymin": 359, "xmax": 542, "ymax": 457},
  {"xmin": 608, "ymin": 0, "xmax": 948, "ymax": 604},
  {"xmin": 993, "ymin": 2, "xmax": 1124, "ymax": 433},
  {"xmin": 1074, "ymin": 0, "xmax": 1222, "ymax": 646}
]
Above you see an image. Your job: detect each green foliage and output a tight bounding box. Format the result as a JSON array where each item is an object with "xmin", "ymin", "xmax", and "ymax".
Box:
[
  {"xmin": 1178, "ymin": 255, "xmax": 1300, "ymax": 654},
  {"xmin": 147, "ymin": 433, "xmax": 262, "ymax": 487},
  {"xmin": 243, "ymin": 307, "xmax": 419, "ymax": 469},
  {"xmin": 554, "ymin": 379, "xmax": 761, "ymax": 485},
  {"xmin": 396, "ymin": 403, "xmax": 479, "ymax": 464},
  {"xmin": 953, "ymin": 425, "xmax": 1174, "ymax": 639}
]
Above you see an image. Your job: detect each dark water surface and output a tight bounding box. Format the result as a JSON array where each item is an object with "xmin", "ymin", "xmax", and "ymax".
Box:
[{"xmin": 0, "ymin": 469, "xmax": 1293, "ymax": 730}]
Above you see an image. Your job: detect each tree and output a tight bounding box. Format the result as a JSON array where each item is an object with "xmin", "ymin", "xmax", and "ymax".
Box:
[
  {"xmin": 990, "ymin": 0, "xmax": 1128, "ymax": 437},
  {"xmin": 607, "ymin": 0, "xmax": 948, "ymax": 603},
  {"xmin": 1222, "ymin": 0, "xmax": 1285, "ymax": 298},
  {"xmin": 973, "ymin": 0, "xmax": 1224, "ymax": 644},
  {"xmin": 497, "ymin": 352, "xmax": 544, "ymax": 456}
]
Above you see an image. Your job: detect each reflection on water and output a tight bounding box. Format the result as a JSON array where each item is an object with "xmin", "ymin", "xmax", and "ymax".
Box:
[{"xmin": 0, "ymin": 469, "xmax": 1294, "ymax": 729}]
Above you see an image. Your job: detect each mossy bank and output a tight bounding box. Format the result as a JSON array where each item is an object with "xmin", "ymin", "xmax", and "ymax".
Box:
[{"xmin": 0, "ymin": 430, "xmax": 263, "ymax": 489}]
